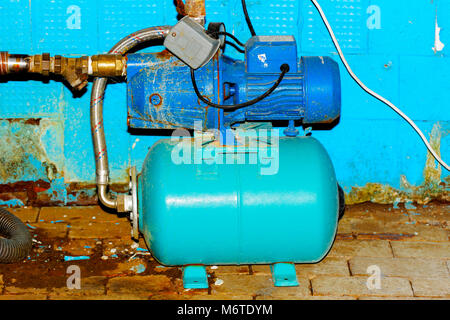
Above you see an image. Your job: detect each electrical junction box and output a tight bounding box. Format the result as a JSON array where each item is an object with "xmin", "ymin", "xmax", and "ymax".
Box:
[
  {"xmin": 164, "ymin": 16, "xmax": 221, "ymax": 69},
  {"xmin": 246, "ymin": 36, "xmax": 298, "ymax": 73}
]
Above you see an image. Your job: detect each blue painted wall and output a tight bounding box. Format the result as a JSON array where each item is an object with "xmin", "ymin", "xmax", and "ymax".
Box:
[{"xmin": 0, "ymin": 0, "xmax": 448, "ymax": 204}]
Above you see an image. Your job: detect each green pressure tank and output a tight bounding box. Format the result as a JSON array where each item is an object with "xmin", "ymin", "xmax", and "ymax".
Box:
[{"xmin": 138, "ymin": 135, "xmax": 339, "ymax": 266}]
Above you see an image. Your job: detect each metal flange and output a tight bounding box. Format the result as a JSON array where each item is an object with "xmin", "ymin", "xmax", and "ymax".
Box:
[{"xmin": 129, "ymin": 166, "xmax": 139, "ymax": 240}]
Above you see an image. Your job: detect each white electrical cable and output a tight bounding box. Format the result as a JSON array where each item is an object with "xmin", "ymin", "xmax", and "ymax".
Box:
[{"xmin": 311, "ymin": 0, "xmax": 449, "ymax": 171}]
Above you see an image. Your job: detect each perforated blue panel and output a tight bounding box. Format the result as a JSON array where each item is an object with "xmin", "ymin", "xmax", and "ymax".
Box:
[
  {"xmin": 302, "ymin": 0, "xmax": 368, "ymax": 54},
  {"xmin": 0, "ymin": 0, "xmax": 448, "ymax": 200}
]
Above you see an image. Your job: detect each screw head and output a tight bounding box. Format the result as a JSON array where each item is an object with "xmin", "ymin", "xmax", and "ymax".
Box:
[{"xmin": 149, "ymin": 93, "xmax": 162, "ymax": 106}]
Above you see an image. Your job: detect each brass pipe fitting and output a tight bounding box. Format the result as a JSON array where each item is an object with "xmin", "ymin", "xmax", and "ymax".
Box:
[
  {"xmin": 27, "ymin": 54, "xmax": 89, "ymax": 90},
  {"xmin": 27, "ymin": 53, "xmax": 126, "ymax": 90},
  {"xmin": 1, "ymin": 52, "xmax": 126, "ymax": 90},
  {"xmin": 57, "ymin": 55, "xmax": 90, "ymax": 90},
  {"xmin": 29, "ymin": 53, "xmax": 51, "ymax": 76},
  {"xmin": 91, "ymin": 54, "xmax": 126, "ymax": 77},
  {"xmin": 0, "ymin": 52, "xmax": 7, "ymax": 75}
]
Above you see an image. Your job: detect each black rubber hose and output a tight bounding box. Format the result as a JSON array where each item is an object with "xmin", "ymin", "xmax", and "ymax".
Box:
[
  {"xmin": 0, "ymin": 207, "xmax": 32, "ymax": 263},
  {"xmin": 338, "ymin": 184, "xmax": 345, "ymax": 220}
]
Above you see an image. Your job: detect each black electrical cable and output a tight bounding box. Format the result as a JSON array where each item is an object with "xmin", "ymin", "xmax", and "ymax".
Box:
[
  {"xmin": 212, "ymin": 31, "xmax": 246, "ymax": 48},
  {"xmin": 209, "ymin": 31, "xmax": 245, "ymax": 53},
  {"xmin": 225, "ymin": 41, "xmax": 245, "ymax": 53},
  {"xmin": 241, "ymin": 0, "xmax": 257, "ymax": 36},
  {"xmin": 191, "ymin": 64, "xmax": 290, "ymax": 110}
]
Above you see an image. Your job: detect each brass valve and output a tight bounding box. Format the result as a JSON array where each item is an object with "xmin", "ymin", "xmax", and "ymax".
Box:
[
  {"xmin": 29, "ymin": 54, "xmax": 90, "ymax": 90},
  {"xmin": 33, "ymin": 54, "xmax": 126, "ymax": 90},
  {"xmin": 1, "ymin": 51, "xmax": 127, "ymax": 91}
]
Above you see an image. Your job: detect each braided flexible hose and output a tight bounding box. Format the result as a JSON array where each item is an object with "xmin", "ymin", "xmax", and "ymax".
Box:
[{"xmin": 91, "ymin": 26, "xmax": 170, "ymax": 209}]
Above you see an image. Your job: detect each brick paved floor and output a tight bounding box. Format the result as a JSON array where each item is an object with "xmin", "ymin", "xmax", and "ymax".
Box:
[{"xmin": 0, "ymin": 202, "xmax": 448, "ymax": 300}]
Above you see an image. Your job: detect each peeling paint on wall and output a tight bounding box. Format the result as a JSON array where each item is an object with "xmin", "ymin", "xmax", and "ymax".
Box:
[
  {"xmin": 346, "ymin": 178, "xmax": 448, "ymax": 206},
  {"xmin": 0, "ymin": 119, "xmax": 53, "ymax": 204},
  {"xmin": 346, "ymin": 122, "xmax": 449, "ymax": 205},
  {"xmin": 0, "ymin": 119, "xmax": 61, "ymax": 183},
  {"xmin": 423, "ymin": 122, "xmax": 443, "ymax": 186},
  {"xmin": 433, "ymin": 15, "xmax": 445, "ymax": 53}
]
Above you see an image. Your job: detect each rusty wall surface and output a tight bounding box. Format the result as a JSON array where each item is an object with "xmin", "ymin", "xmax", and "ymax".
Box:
[{"xmin": 0, "ymin": 0, "xmax": 448, "ymax": 206}]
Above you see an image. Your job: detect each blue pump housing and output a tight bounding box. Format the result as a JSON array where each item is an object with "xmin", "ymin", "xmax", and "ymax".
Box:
[{"xmin": 126, "ymin": 36, "xmax": 341, "ymax": 131}]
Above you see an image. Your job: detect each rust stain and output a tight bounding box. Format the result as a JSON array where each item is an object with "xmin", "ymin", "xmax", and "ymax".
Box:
[
  {"xmin": 175, "ymin": 0, "xmax": 187, "ymax": 16},
  {"xmin": 0, "ymin": 120, "xmax": 61, "ymax": 181},
  {"xmin": 0, "ymin": 181, "xmax": 132, "ymax": 207},
  {"xmin": 149, "ymin": 93, "xmax": 163, "ymax": 108},
  {"xmin": 423, "ymin": 122, "xmax": 442, "ymax": 186},
  {"xmin": 155, "ymin": 50, "xmax": 173, "ymax": 61},
  {"xmin": 0, "ymin": 226, "xmax": 183, "ymax": 292},
  {"xmin": 0, "ymin": 118, "xmax": 68, "ymax": 206},
  {"xmin": 3, "ymin": 118, "xmax": 41, "ymax": 125},
  {"xmin": 184, "ymin": 0, "xmax": 206, "ymax": 17},
  {"xmin": 0, "ymin": 180, "xmax": 51, "ymax": 205},
  {"xmin": 336, "ymin": 234, "xmax": 354, "ymax": 240},
  {"xmin": 346, "ymin": 122, "xmax": 449, "ymax": 205},
  {"xmin": 216, "ymin": 53, "xmax": 221, "ymax": 131},
  {"xmin": 320, "ymin": 116, "xmax": 335, "ymax": 124},
  {"xmin": 345, "ymin": 181, "xmax": 449, "ymax": 205}
]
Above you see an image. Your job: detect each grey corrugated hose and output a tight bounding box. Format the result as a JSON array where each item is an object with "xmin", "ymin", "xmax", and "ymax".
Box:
[{"xmin": 0, "ymin": 207, "xmax": 32, "ymax": 263}]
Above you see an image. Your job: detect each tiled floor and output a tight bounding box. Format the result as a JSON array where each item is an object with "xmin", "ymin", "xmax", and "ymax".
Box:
[{"xmin": 0, "ymin": 202, "xmax": 448, "ymax": 300}]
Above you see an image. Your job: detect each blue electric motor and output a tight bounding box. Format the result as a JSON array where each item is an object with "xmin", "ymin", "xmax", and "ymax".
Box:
[
  {"xmin": 127, "ymin": 32, "xmax": 342, "ymax": 288},
  {"xmin": 127, "ymin": 35, "xmax": 341, "ymax": 131}
]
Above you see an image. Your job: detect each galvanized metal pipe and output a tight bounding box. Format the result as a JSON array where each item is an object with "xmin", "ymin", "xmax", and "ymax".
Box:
[
  {"xmin": 184, "ymin": 0, "xmax": 206, "ymax": 25},
  {"xmin": 0, "ymin": 52, "xmax": 30, "ymax": 75},
  {"xmin": 91, "ymin": 26, "xmax": 170, "ymax": 209}
]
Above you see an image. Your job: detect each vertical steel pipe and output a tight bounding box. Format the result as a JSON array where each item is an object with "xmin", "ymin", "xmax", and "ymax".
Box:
[{"xmin": 184, "ymin": 0, "xmax": 206, "ymax": 25}]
